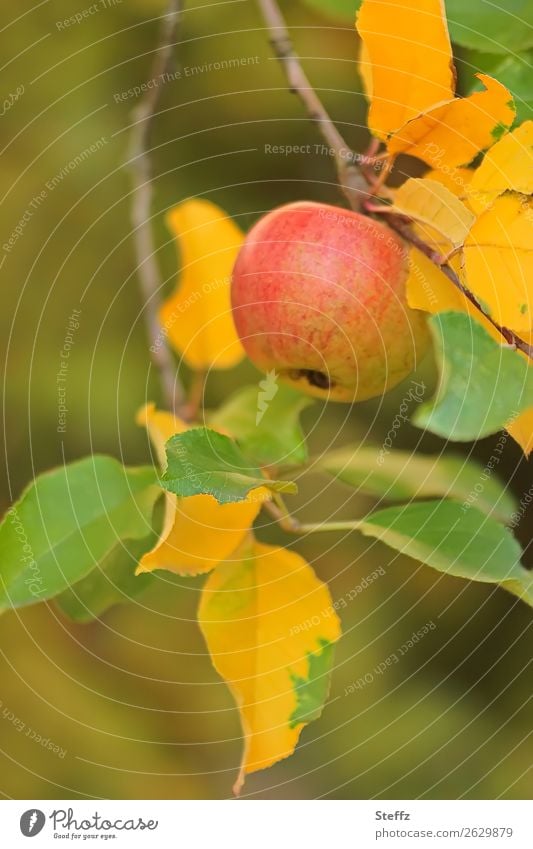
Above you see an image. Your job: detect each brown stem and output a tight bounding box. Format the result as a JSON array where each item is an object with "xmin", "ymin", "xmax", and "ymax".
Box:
[
  {"xmin": 129, "ymin": 0, "xmax": 187, "ymax": 414},
  {"xmin": 258, "ymin": 0, "xmax": 533, "ymax": 362},
  {"xmin": 256, "ymin": 0, "xmax": 369, "ymax": 212},
  {"xmin": 263, "ymin": 494, "xmax": 303, "ymax": 533},
  {"xmin": 181, "ymin": 369, "xmax": 207, "ymax": 423},
  {"xmin": 378, "ymin": 211, "xmax": 533, "ymax": 359}
]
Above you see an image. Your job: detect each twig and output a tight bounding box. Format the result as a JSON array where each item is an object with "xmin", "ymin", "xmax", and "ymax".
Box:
[
  {"xmin": 264, "ymin": 494, "xmax": 302, "ymax": 532},
  {"xmin": 258, "ymin": 0, "xmax": 533, "ymax": 362},
  {"xmin": 379, "ymin": 211, "xmax": 533, "ymax": 359},
  {"xmin": 256, "ymin": 0, "xmax": 369, "ymax": 212},
  {"xmin": 129, "ymin": 0, "xmax": 186, "ymax": 414},
  {"xmin": 263, "ymin": 499, "xmax": 360, "ymax": 535}
]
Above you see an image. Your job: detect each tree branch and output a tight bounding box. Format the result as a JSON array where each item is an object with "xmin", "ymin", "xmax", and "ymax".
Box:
[
  {"xmin": 129, "ymin": 0, "xmax": 186, "ymax": 414},
  {"xmin": 378, "ymin": 211, "xmax": 533, "ymax": 359},
  {"xmin": 258, "ymin": 0, "xmax": 533, "ymax": 362},
  {"xmin": 257, "ymin": 0, "xmax": 369, "ymax": 212}
]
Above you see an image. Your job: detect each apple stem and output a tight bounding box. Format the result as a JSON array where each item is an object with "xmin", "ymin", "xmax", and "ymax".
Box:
[
  {"xmin": 256, "ymin": 0, "xmax": 369, "ymax": 213},
  {"xmin": 129, "ymin": 0, "xmax": 188, "ymax": 417}
]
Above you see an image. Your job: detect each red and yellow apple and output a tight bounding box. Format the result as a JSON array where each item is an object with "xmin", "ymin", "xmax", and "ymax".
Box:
[{"xmin": 231, "ymin": 201, "xmax": 429, "ymax": 402}]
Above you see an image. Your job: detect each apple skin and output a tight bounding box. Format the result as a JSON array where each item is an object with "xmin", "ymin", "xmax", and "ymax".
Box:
[{"xmin": 231, "ymin": 201, "xmax": 430, "ymax": 402}]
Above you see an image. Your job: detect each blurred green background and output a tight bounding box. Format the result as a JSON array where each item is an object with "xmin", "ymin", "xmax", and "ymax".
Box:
[{"xmin": 0, "ymin": 0, "xmax": 531, "ymax": 800}]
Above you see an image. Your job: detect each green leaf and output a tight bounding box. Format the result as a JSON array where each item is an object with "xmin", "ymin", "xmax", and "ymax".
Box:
[
  {"xmin": 413, "ymin": 312, "xmax": 533, "ymax": 441},
  {"xmin": 446, "ymin": 0, "xmax": 533, "ymax": 55},
  {"xmin": 465, "ymin": 51, "xmax": 533, "ymax": 123},
  {"xmin": 162, "ymin": 428, "xmax": 297, "ymax": 504},
  {"xmin": 0, "ymin": 457, "xmax": 160, "ymax": 612},
  {"xmin": 358, "ymin": 500, "xmax": 533, "ymax": 607},
  {"xmin": 300, "ymin": 0, "xmax": 361, "ymax": 22},
  {"xmin": 210, "ymin": 381, "xmax": 312, "ymax": 467},
  {"xmin": 319, "ymin": 446, "xmax": 517, "ymax": 524},
  {"xmin": 55, "ymin": 535, "xmax": 157, "ymax": 623},
  {"xmin": 289, "ymin": 639, "xmax": 336, "ymax": 728}
]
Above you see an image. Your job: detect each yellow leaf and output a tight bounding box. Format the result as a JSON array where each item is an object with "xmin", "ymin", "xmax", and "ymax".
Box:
[
  {"xmin": 388, "ymin": 75, "xmax": 515, "ymax": 168},
  {"xmin": 160, "ymin": 200, "xmax": 245, "ymax": 370},
  {"xmin": 407, "ymin": 249, "xmax": 464, "ymax": 313},
  {"xmin": 423, "ymin": 167, "xmax": 473, "ymax": 200},
  {"xmin": 467, "ymin": 121, "xmax": 533, "ymax": 214},
  {"xmin": 406, "ymin": 249, "xmax": 501, "ymax": 342},
  {"xmin": 507, "ymin": 408, "xmax": 533, "ymax": 457},
  {"xmin": 392, "ymin": 178, "xmax": 474, "ymax": 248},
  {"xmin": 199, "ymin": 539, "xmax": 341, "ymax": 793},
  {"xmin": 358, "ymin": 40, "xmax": 372, "ymax": 100},
  {"xmin": 136, "ymin": 405, "xmax": 268, "ymax": 577},
  {"xmin": 463, "ymin": 194, "xmax": 533, "ymax": 334},
  {"xmin": 356, "ymin": 0, "xmax": 455, "ymax": 140}
]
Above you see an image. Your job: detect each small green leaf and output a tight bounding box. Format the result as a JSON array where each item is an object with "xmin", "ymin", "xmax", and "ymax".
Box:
[
  {"xmin": 413, "ymin": 312, "xmax": 533, "ymax": 441},
  {"xmin": 55, "ymin": 535, "xmax": 156, "ymax": 623},
  {"xmin": 0, "ymin": 457, "xmax": 160, "ymax": 612},
  {"xmin": 162, "ymin": 428, "xmax": 297, "ymax": 504},
  {"xmin": 358, "ymin": 500, "xmax": 533, "ymax": 607},
  {"xmin": 289, "ymin": 639, "xmax": 336, "ymax": 728},
  {"xmin": 446, "ymin": 0, "xmax": 533, "ymax": 55},
  {"xmin": 319, "ymin": 446, "xmax": 517, "ymax": 524},
  {"xmin": 210, "ymin": 382, "xmax": 312, "ymax": 467}
]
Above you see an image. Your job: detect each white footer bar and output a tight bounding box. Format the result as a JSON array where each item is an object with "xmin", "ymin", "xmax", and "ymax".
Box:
[{"xmin": 1, "ymin": 799, "xmax": 531, "ymax": 848}]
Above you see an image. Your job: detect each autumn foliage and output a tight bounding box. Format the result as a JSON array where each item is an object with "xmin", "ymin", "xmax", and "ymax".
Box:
[{"xmin": 1, "ymin": 0, "xmax": 532, "ymax": 796}]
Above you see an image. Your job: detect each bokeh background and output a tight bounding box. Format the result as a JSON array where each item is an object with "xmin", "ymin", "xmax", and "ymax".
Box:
[{"xmin": 0, "ymin": 0, "xmax": 531, "ymax": 800}]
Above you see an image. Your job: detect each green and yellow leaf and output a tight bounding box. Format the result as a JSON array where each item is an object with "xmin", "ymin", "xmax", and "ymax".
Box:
[
  {"xmin": 387, "ymin": 75, "xmax": 515, "ymax": 168},
  {"xmin": 199, "ymin": 539, "xmax": 341, "ymax": 793},
  {"xmin": 160, "ymin": 200, "xmax": 245, "ymax": 370},
  {"xmin": 136, "ymin": 406, "xmax": 268, "ymax": 577},
  {"xmin": 467, "ymin": 120, "xmax": 533, "ymax": 214},
  {"xmin": 463, "ymin": 193, "xmax": 533, "ymax": 334},
  {"xmin": 359, "ymin": 500, "xmax": 533, "ymax": 607}
]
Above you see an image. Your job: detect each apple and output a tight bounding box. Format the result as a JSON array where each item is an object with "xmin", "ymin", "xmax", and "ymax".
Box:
[{"xmin": 231, "ymin": 201, "xmax": 430, "ymax": 402}]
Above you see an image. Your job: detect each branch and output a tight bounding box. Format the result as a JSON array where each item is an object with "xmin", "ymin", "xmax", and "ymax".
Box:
[
  {"xmin": 129, "ymin": 0, "xmax": 186, "ymax": 414},
  {"xmin": 256, "ymin": 0, "xmax": 369, "ymax": 212},
  {"xmin": 378, "ymin": 212, "xmax": 533, "ymax": 360},
  {"xmin": 258, "ymin": 0, "xmax": 533, "ymax": 362}
]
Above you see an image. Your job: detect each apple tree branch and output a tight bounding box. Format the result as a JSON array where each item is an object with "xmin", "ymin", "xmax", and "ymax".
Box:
[
  {"xmin": 256, "ymin": 0, "xmax": 369, "ymax": 212},
  {"xmin": 129, "ymin": 0, "xmax": 186, "ymax": 414}
]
